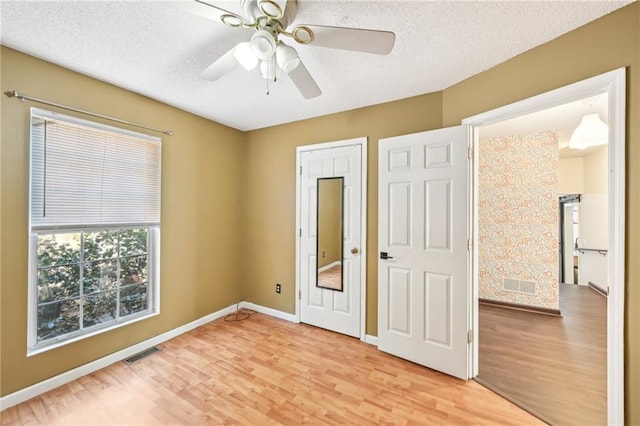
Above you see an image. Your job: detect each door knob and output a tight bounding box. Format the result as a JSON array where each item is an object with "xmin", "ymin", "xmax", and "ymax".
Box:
[{"xmin": 351, "ymin": 247, "xmax": 359, "ymax": 254}]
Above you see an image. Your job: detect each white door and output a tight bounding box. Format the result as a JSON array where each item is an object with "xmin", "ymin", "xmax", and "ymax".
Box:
[
  {"xmin": 299, "ymin": 144, "xmax": 362, "ymax": 337},
  {"xmin": 378, "ymin": 126, "xmax": 470, "ymax": 379}
]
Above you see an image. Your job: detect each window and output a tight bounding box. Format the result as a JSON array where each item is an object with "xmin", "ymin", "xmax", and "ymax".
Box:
[{"xmin": 28, "ymin": 108, "xmax": 161, "ymax": 353}]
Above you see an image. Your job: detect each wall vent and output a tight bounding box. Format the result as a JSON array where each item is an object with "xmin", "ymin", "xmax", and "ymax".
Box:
[
  {"xmin": 123, "ymin": 346, "xmax": 161, "ymax": 364},
  {"xmin": 503, "ymin": 279, "xmax": 519, "ymax": 292},
  {"xmin": 519, "ymin": 280, "xmax": 536, "ymax": 294},
  {"xmin": 502, "ymin": 278, "xmax": 536, "ymax": 295}
]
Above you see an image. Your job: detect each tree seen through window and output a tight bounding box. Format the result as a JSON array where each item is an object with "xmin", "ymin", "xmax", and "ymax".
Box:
[{"xmin": 36, "ymin": 229, "xmax": 149, "ymax": 342}]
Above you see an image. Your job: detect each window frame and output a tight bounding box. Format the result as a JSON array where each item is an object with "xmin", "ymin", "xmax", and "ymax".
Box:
[{"xmin": 27, "ymin": 108, "xmax": 161, "ymax": 356}]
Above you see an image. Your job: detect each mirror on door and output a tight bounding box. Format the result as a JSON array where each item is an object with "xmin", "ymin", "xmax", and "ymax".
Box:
[{"xmin": 316, "ymin": 177, "xmax": 344, "ymax": 291}]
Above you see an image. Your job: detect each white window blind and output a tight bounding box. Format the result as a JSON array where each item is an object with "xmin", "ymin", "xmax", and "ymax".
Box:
[{"xmin": 30, "ymin": 109, "xmax": 161, "ymax": 229}]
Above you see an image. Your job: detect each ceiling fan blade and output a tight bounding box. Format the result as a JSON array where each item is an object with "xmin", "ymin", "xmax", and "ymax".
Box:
[
  {"xmin": 179, "ymin": 0, "xmax": 244, "ymax": 25},
  {"xmin": 200, "ymin": 47, "xmax": 239, "ymax": 81},
  {"xmin": 301, "ymin": 25, "xmax": 395, "ymax": 55},
  {"xmin": 287, "ymin": 61, "xmax": 321, "ymax": 99}
]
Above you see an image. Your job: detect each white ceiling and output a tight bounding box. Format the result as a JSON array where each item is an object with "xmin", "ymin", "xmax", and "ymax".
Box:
[{"xmin": 0, "ymin": 0, "xmax": 631, "ymax": 131}]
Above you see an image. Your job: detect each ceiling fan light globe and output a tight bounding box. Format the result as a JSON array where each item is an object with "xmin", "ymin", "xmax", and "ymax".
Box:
[
  {"xmin": 234, "ymin": 42, "xmax": 258, "ymax": 70},
  {"xmin": 251, "ymin": 30, "xmax": 277, "ymax": 60},
  {"xmin": 276, "ymin": 43, "xmax": 300, "ymax": 73},
  {"xmin": 241, "ymin": 0, "xmax": 262, "ymax": 22}
]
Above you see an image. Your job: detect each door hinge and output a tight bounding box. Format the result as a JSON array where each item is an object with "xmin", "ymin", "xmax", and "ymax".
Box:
[
  {"xmin": 299, "ymin": 228, "xmax": 302, "ymax": 237},
  {"xmin": 298, "ymin": 290, "xmax": 302, "ymax": 300},
  {"xmin": 299, "ymin": 166, "xmax": 302, "ymax": 175},
  {"xmin": 467, "ymin": 330, "xmax": 473, "ymax": 344},
  {"xmin": 467, "ymin": 239, "xmax": 472, "ymax": 251},
  {"xmin": 467, "ymin": 147, "xmax": 473, "ymax": 160}
]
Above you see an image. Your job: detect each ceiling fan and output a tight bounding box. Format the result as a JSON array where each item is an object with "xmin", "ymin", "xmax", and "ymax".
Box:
[{"xmin": 181, "ymin": 0, "xmax": 396, "ymax": 99}]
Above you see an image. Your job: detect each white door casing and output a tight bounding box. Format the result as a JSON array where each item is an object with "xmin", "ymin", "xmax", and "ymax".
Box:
[
  {"xmin": 378, "ymin": 126, "xmax": 471, "ymax": 380},
  {"xmin": 298, "ymin": 143, "xmax": 362, "ymax": 338},
  {"xmin": 463, "ymin": 68, "xmax": 625, "ymax": 425}
]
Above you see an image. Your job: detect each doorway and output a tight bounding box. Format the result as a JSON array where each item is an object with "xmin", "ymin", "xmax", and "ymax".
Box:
[
  {"xmin": 294, "ymin": 137, "xmax": 368, "ymax": 340},
  {"xmin": 559, "ymin": 195, "xmax": 580, "ymax": 285},
  {"xmin": 474, "ymin": 95, "xmax": 609, "ymax": 424},
  {"xmin": 463, "ymin": 68, "xmax": 625, "ymax": 425}
]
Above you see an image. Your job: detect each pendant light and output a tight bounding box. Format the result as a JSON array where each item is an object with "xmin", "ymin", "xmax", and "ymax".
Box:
[{"xmin": 568, "ymin": 113, "xmax": 608, "ymax": 150}]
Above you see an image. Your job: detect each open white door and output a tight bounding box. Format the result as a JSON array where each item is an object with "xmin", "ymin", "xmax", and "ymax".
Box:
[
  {"xmin": 299, "ymin": 144, "xmax": 362, "ymax": 338},
  {"xmin": 378, "ymin": 126, "xmax": 470, "ymax": 380}
]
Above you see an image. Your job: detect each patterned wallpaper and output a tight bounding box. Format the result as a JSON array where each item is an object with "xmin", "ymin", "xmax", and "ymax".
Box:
[{"xmin": 479, "ymin": 132, "xmax": 559, "ymax": 310}]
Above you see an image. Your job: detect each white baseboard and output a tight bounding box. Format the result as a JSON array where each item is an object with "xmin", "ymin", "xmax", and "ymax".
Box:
[
  {"xmin": 364, "ymin": 334, "xmax": 378, "ymax": 346},
  {"xmin": 0, "ymin": 303, "xmax": 238, "ymax": 411},
  {"xmin": 240, "ymin": 301, "xmax": 298, "ymax": 323},
  {"xmin": 1, "ymin": 301, "xmax": 299, "ymax": 411}
]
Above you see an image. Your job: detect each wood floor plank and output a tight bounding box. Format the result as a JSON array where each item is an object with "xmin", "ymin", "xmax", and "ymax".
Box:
[
  {"xmin": 2, "ymin": 313, "xmax": 543, "ymax": 425},
  {"xmin": 478, "ymin": 283, "xmax": 607, "ymax": 425}
]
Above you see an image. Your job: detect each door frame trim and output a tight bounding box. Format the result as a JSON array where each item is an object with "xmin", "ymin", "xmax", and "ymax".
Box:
[
  {"xmin": 462, "ymin": 67, "xmax": 626, "ymax": 425},
  {"xmin": 294, "ymin": 137, "xmax": 368, "ymax": 341}
]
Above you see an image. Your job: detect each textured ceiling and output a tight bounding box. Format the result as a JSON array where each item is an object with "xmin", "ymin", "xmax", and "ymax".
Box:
[{"xmin": 0, "ymin": 0, "xmax": 631, "ymax": 131}]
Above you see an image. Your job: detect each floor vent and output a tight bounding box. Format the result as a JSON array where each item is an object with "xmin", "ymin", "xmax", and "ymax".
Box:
[{"xmin": 123, "ymin": 347, "xmax": 161, "ymax": 364}]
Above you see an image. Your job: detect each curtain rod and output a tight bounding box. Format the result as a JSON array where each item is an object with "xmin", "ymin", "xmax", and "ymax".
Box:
[{"xmin": 4, "ymin": 90, "xmax": 174, "ymax": 136}]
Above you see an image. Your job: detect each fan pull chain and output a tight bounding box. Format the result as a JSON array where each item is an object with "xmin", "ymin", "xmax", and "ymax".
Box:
[{"xmin": 265, "ymin": 75, "xmax": 277, "ymax": 96}]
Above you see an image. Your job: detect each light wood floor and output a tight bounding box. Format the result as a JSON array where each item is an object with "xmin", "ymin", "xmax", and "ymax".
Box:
[
  {"xmin": 478, "ymin": 284, "xmax": 607, "ymax": 426},
  {"xmin": 318, "ymin": 264, "xmax": 342, "ymax": 290},
  {"xmin": 2, "ymin": 312, "xmax": 543, "ymax": 425}
]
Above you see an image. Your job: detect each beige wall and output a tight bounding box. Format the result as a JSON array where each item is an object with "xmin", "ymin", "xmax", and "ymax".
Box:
[
  {"xmin": 242, "ymin": 93, "xmax": 443, "ymax": 321},
  {"xmin": 584, "ymin": 145, "xmax": 609, "ymax": 195},
  {"xmin": 579, "ymin": 146, "xmax": 609, "ymax": 287},
  {"xmin": 478, "ymin": 132, "xmax": 559, "ymax": 309},
  {"xmin": 559, "ymin": 157, "xmax": 584, "ymax": 194},
  {"xmin": 0, "ymin": 47, "xmax": 246, "ymax": 395}
]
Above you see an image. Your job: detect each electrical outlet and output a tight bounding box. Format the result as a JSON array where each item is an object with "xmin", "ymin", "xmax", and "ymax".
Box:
[{"xmin": 275, "ymin": 283, "xmax": 281, "ymax": 294}]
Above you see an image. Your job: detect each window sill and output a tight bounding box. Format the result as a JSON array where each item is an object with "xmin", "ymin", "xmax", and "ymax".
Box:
[{"xmin": 27, "ymin": 310, "xmax": 159, "ymax": 357}]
